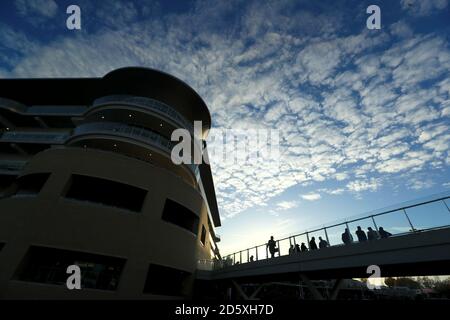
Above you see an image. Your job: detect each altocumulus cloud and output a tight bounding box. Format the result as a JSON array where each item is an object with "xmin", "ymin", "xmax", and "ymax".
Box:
[{"xmin": 0, "ymin": 0, "xmax": 449, "ymax": 218}]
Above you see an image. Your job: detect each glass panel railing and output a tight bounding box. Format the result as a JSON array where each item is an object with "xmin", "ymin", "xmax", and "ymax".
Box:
[
  {"xmin": 323, "ymin": 225, "xmax": 343, "ymax": 247},
  {"xmin": 374, "ymin": 209, "xmax": 417, "ymax": 235},
  {"xmin": 218, "ymin": 193, "xmax": 450, "ymax": 269},
  {"xmin": 405, "ymin": 200, "xmax": 450, "ymax": 231}
]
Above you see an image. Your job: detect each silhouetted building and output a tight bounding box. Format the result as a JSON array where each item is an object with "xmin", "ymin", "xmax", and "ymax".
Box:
[{"xmin": 0, "ymin": 67, "xmax": 221, "ymax": 299}]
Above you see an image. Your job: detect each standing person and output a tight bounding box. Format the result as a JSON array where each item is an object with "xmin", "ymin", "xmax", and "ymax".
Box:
[
  {"xmin": 295, "ymin": 243, "xmax": 301, "ymax": 253},
  {"xmin": 356, "ymin": 226, "xmax": 368, "ymax": 242},
  {"xmin": 309, "ymin": 237, "xmax": 318, "ymax": 250},
  {"xmin": 341, "ymin": 228, "xmax": 354, "ymax": 245},
  {"xmin": 300, "ymin": 242, "xmax": 308, "ymax": 252},
  {"xmin": 318, "ymin": 237, "xmax": 329, "ymax": 248},
  {"xmin": 367, "ymin": 227, "xmax": 379, "ymax": 240},
  {"xmin": 266, "ymin": 236, "xmax": 279, "ymax": 258},
  {"xmin": 378, "ymin": 227, "xmax": 392, "ymax": 239}
]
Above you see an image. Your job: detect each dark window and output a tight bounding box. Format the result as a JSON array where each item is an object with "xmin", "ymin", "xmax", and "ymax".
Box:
[
  {"xmin": 0, "ymin": 243, "xmax": 4, "ymax": 251},
  {"xmin": 143, "ymin": 264, "xmax": 190, "ymax": 296},
  {"xmin": 161, "ymin": 199, "xmax": 199, "ymax": 235},
  {"xmin": 0, "ymin": 174, "xmax": 16, "ymax": 195},
  {"xmin": 15, "ymin": 246, "xmax": 125, "ymax": 291},
  {"xmin": 200, "ymin": 225, "xmax": 207, "ymax": 245},
  {"xmin": 65, "ymin": 174, "xmax": 147, "ymax": 212},
  {"xmin": 14, "ymin": 173, "xmax": 50, "ymax": 196}
]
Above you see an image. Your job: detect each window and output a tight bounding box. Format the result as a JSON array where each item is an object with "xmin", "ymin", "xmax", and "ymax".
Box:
[
  {"xmin": 143, "ymin": 264, "xmax": 190, "ymax": 296},
  {"xmin": 161, "ymin": 199, "xmax": 199, "ymax": 235},
  {"xmin": 14, "ymin": 173, "xmax": 50, "ymax": 196},
  {"xmin": 15, "ymin": 246, "xmax": 126, "ymax": 291},
  {"xmin": 0, "ymin": 174, "xmax": 16, "ymax": 197},
  {"xmin": 0, "ymin": 243, "xmax": 4, "ymax": 252},
  {"xmin": 65, "ymin": 174, "xmax": 147, "ymax": 212},
  {"xmin": 200, "ymin": 225, "xmax": 207, "ymax": 246}
]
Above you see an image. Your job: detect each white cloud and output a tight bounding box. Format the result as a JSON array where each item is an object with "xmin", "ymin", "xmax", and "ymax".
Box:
[
  {"xmin": 347, "ymin": 178, "xmax": 381, "ymax": 192},
  {"xmin": 400, "ymin": 0, "xmax": 448, "ymax": 16},
  {"xmin": 276, "ymin": 200, "xmax": 299, "ymax": 210},
  {"xmin": 15, "ymin": 0, "xmax": 58, "ymax": 19},
  {"xmin": 390, "ymin": 21, "xmax": 414, "ymax": 38},
  {"xmin": 1, "ymin": 0, "xmax": 449, "ymax": 218},
  {"xmin": 301, "ymin": 193, "xmax": 322, "ymax": 201}
]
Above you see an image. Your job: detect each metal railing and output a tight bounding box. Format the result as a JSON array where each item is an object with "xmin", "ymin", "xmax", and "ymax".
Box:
[
  {"xmin": 70, "ymin": 121, "xmax": 200, "ymax": 178},
  {"xmin": 221, "ymin": 193, "xmax": 450, "ymax": 267},
  {"xmin": 92, "ymin": 95, "xmax": 195, "ymax": 132},
  {"xmin": 0, "ymin": 131, "xmax": 70, "ymax": 143}
]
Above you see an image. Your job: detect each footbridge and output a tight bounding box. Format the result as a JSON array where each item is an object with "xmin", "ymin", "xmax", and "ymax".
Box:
[{"xmin": 196, "ymin": 193, "xmax": 450, "ymax": 299}]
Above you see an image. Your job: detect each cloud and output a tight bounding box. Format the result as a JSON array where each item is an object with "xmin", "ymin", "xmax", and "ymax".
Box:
[
  {"xmin": 301, "ymin": 193, "xmax": 322, "ymax": 201},
  {"xmin": 400, "ymin": 0, "xmax": 448, "ymax": 16},
  {"xmin": 390, "ymin": 21, "xmax": 414, "ymax": 38},
  {"xmin": 408, "ymin": 179, "xmax": 435, "ymax": 190},
  {"xmin": 347, "ymin": 178, "xmax": 381, "ymax": 192},
  {"xmin": 1, "ymin": 0, "xmax": 449, "ymax": 218},
  {"xmin": 15, "ymin": 0, "xmax": 58, "ymax": 19},
  {"xmin": 276, "ymin": 200, "xmax": 300, "ymax": 210}
]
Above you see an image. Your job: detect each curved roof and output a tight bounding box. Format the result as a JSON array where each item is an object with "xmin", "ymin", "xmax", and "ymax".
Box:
[
  {"xmin": 102, "ymin": 67, "xmax": 212, "ymax": 135},
  {"xmin": 0, "ymin": 67, "xmax": 212, "ymax": 136}
]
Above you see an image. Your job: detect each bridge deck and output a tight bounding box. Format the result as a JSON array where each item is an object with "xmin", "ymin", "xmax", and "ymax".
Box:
[{"xmin": 197, "ymin": 227, "xmax": 450, "ymax": 281}]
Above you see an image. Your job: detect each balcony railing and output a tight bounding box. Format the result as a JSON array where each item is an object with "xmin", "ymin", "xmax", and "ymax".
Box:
[
  {"xmin": 220, "ymin": 192, "xmax": 450, "ymax": 268},
  {"xmin": 0, "ymin": 131, "xmax": 69, "ymax": 143},
  {"xmin": 0, "ymin": 159, "xmax": 27, "ymax": 173},
  {"xmin": 70, "ymin": 122, "xmax": 200, "ymax": 178},
  {"xmin": 92, "ymin": 95, "xmax": 194, "ymax": 132}
]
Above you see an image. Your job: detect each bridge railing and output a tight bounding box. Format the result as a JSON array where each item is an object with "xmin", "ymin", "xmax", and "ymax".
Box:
[{"xmin": 221, "ymin": 194, "xmax": 450, "ymax": 267}]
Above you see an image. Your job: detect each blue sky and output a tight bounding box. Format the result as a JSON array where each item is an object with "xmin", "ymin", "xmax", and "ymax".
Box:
[{"xmin": 0, "ymin": 0, "xmax": 449, "ymax": 254}]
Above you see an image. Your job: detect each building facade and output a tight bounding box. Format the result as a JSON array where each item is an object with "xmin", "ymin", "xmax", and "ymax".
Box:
[{"xmin": 0, "ymin": 67, "xmax": 221, "ymax": 299}]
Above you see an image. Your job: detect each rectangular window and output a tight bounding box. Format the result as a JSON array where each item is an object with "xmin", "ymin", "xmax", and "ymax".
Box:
[
  {"xmin": 15, "ymin": 246, "xmax": 126, "ymax": 291},
  {"xmin": 143, "ymin": 264, "xmax": 190, "ymax": 296},
  {"xmin": 0, "ymin": 174, "xmax": 17, "ymax": 197},
  {"xmin": 200, "ymin": 225, "xmax": 207, "ymax": 246},
  {"xmin": 0, "ymin": 243, "xmax": 4, "ymax": 251},
  {"xmin": 14, "ymin": 173, "xmax": 50, "ymax": 196},
  {"xmin": 65, "ymin": 174, "xmax": 147, "ymax": 212},
  {"xmin": 161, "ymin": 199, "xmax": 199, "ymax": 235}
]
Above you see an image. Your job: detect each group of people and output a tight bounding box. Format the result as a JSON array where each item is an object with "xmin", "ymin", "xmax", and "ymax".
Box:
[
  {"xmin": 265, "ymin": 226, "xmax": 392, "ymax": 258},
  {"xmin": 342, "ymin": 226, "xmax": 392, "ymax": 244}
]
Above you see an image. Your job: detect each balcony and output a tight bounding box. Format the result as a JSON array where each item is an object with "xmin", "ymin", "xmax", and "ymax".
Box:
[
  {"xmin": 91, "ymin": 95, "xmax": 194, "ymax": 132},
  {"xmin": 68, "ymin": 122, "xmax": 200, "ymax": 181},
  {"xmin": 0, "ymin": 130, "xmax": 69, "ymax": 144}
]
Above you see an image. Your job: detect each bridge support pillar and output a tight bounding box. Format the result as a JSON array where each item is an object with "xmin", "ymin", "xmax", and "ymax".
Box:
[
  {"xmin": 299, "ymin": 274, "xmax": 324, "ymax": 300},
  {"xmin": 330, "ymin": 279, "xmax": 344, "ymax": 300}
]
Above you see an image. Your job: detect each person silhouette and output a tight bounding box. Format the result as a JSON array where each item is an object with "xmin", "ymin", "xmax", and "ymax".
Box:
[
  {"xmin": 309, "ymin": 237, "xmax": 318, "ymax": 250},
  {"xmin": 356, "ymin": 226, "xmax": 368, "ymax": 242},
  {"xmin": 295, "ymin": 243, "xmax": 301, "ymax": 253},
  {"xmin": 378, "ymin": 227, "xmax": 392, "ymax": 239},
  {"xmin": 250, "ymin": 255, "xmax": 254, "ymax": 262},
  {"xmin": 318, "ymin": 237, "xmax": 329, "ymax": 248},
  {"xmin": 300, "ymin": 242, "xmax": 308, "ymax": 252},
  {"xmin": 342, "ymin": 228, "xmax": 353, "ymax": 244},
  {"xmin": 267, "ymin": 236, "xmax": 279, "ymax": 258}
]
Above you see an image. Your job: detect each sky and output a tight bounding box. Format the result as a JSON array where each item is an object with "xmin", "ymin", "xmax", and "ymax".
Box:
[{"xmin": 0, "ymin": 0, "xmax": 449, "ymax": 255}]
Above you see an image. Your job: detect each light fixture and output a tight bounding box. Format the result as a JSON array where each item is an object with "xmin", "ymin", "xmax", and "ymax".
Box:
[
  {"xmin": 113, "ymin": 144, "xmax": 117, "ymax": 147},
  {"xmin": 160, "ymin": 123, "xmax": 163, "ymax": 127},
  {"xmin": 129, "ymin": 114, "xmax": 132, "ymax": 118},
  {"xmin": 101, "ymin": 115, "xmax": 105, "ymax": 119}
]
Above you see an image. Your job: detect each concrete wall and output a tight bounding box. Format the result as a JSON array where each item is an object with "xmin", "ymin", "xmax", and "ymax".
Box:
[{"xmin": 0, "ymin": 147, "xmax": 215, "ymax": 299}]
